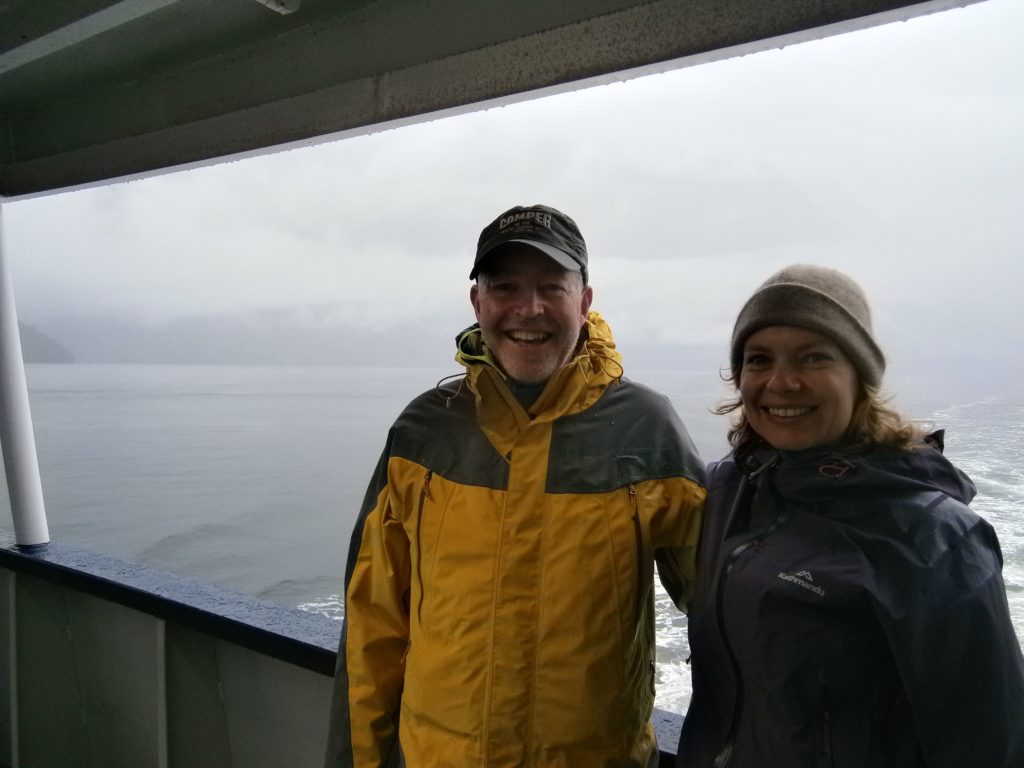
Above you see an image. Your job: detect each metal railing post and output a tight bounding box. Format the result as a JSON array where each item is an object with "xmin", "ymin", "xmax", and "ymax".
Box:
[{"xmin": 0, "ymin": 203, "xmax": 50, "ymax": 548}]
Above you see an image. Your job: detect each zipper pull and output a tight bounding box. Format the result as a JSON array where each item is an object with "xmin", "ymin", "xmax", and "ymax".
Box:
[
  {"xmin": 423, "ymin": 469, "xmax": 433, "ymax": 500},
  {"xmin": 747, "ymin": 452, "xmax": 780, "ymax": 480}
]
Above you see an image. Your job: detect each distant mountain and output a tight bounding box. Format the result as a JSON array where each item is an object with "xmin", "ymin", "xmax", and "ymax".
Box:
[
  {"xmin": 33, "ymin": 311, "xmax": 722, "ymax": 374},
  {"xmin": 39, "ymin": 312, "xmax": 457, "ymax": 368},
  {"xmin": 19, "ymin": 322, "xmax": 74, "ymax": 363}
]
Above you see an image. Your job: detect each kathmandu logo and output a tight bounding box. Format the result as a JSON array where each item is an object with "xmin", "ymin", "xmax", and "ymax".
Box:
[{"xmin": 778, "ymin": 570, "xmax": 826, "ymax": 597}]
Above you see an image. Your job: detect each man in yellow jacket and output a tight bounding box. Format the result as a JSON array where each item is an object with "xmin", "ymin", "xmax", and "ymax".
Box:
[{"xmin": 324, "ymin": 204, "xmax": 706, "ymax": 767}]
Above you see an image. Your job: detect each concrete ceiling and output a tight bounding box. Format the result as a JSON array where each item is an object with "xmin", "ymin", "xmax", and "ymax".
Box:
[{"xmin": 0, "ymin": 0, "xmax": 983, "ymax": 199}]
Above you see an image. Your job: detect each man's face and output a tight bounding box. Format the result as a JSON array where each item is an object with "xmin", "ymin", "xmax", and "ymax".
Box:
[{"xmin": 470, "ymin": 246, "xmax": 593, "ymax": 384}]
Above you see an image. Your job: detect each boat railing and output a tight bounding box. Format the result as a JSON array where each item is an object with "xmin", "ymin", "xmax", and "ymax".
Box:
[{"xmin": 0, "ymin": 534, "xmax": 682, "ymax": 767}]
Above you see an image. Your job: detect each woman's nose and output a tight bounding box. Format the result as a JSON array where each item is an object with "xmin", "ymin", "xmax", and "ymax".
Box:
[{"xmin": 766, "ymin": 364, "xmax": 801, "ymax": 392}]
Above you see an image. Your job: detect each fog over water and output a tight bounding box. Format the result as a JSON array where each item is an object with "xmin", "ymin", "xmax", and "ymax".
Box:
[{"xmin": 3, "ymin": 0, "xmax": 1022, "ymax": 407}]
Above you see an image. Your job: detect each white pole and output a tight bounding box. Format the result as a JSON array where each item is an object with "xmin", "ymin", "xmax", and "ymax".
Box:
[{"xmin": 0, "ymin": 203, "xmax": 49, "ymax": 548}]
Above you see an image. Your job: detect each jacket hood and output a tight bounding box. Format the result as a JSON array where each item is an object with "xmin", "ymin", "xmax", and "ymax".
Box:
[
  {"xmin": 736, "ymin": 431, "xmax": 976, "ymax": 507},
  {"xmin": 452, "ymin": 311, "xmax": 623, "ymax": 456}
]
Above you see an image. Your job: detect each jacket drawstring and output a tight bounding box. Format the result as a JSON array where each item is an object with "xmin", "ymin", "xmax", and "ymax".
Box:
[{"xmin": 435, "ymin": 372, "xmax": 467, "ymax": 408}]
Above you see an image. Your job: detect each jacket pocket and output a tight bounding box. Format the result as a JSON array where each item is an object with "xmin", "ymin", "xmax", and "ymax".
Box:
[{"xmin": 818, "ymin": 683, "xmax": 836, "ymax": 768}]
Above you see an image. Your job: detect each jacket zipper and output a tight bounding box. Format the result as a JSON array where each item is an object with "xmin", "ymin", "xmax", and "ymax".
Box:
[
  {"xmin": 629, "ymin": 483, "xmax": 644, "ymax": 612},
  {"xmin": 629, "ymin": 483, "xmax": 656, "ymax": 694},
  {"xmin": 713, "ymin": 458, "xmax": 784, "ymax": 767},
  {"xmin": 415, "ymin": 469, "xmax": 433, "ymax": 623}
]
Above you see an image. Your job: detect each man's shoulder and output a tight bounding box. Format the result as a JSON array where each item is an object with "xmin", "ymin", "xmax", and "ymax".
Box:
[
  {"xmin": 374, "ymin": 376, "xmax": 508, "ymax": 489},
  {"xmin": 582, "ymin": 376, "xmax": 681, "ymax": 424},
  {"xmin": 612, "ymin": 376, "xmax": 675, "ymax": 408},
  {"xmin": 548, "ymin": 376, "xmax": 706, "ymax": 490},
  {"xmin": 392, "ymin": 377, "xmax": 474, "ymax": 425}
]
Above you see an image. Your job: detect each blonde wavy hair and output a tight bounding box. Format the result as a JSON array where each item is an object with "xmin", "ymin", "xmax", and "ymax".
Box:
[{"xmin": 715, "ymin": 377, "xmax": 927, "ymax": 455}]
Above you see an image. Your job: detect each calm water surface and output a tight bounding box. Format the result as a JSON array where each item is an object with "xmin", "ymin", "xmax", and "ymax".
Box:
[{"xmin": 2, "ymin": 364, "xmax": 1020, "ymax": 713}]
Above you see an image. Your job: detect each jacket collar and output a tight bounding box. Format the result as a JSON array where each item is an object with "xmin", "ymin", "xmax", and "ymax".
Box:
[
  {"xmin": 736, "ymin": 432, "xmax": 975, "ymax": 506},
  {"xmin": 453, "ymin": 311, "xmax": 623, "ymax": 456}
]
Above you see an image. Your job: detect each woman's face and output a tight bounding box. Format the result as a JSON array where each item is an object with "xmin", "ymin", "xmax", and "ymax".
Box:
[{"xmin": 739, "ymin": 325, "xmax": 860, "ymax": 451}]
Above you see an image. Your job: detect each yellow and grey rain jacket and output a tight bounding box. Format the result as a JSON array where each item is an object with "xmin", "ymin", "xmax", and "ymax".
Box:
[{"xmin": 324, "ymin": 312, "xmax": 706, "ymax": 767}]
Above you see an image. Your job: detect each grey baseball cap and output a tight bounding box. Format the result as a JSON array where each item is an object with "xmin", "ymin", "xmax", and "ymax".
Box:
[{"xmin": 471, "ymin": 204, "xmax": 588, "ymax": 284}]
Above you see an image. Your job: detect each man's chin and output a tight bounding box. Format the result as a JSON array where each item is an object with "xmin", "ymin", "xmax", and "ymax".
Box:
[
  {"xmin": 501, "ymin": 363, "xmax": 557, "ymax": 386},
  {"xmin": 504, "ymin": 370, "xmax": 546, "ymax": 384},
  {"xmin": 493, "ymin": 346, "xmax": 573, "ymax": 385}
]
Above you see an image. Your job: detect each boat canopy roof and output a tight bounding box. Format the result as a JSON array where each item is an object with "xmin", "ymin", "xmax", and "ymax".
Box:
[{"xmin": 0, "ymin": 0, "xmax": 981, "ymax": 199}]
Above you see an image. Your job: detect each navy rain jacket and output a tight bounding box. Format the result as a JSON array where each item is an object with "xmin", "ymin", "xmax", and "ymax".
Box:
[{"xmin": 677, "ymin": 434, "xmax": 1024, "ymax": 768}]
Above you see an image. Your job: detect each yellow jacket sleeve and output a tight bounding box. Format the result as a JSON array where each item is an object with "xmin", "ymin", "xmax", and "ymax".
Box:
[{"xmin": 324, "ymin": 445, "xmax": 411, "ymax": 768}]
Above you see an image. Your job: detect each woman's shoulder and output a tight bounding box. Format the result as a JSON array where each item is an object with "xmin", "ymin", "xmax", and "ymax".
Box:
[
  {"xmin": 835, "ymin": 439, "xmax": 978, "ymax": 523},
  {"xmin": 845, "ymin": 455, "xmax": 1002, "ymax": 586},
  {"xmin": 881, "ymin": 484, "xmax": 992, "ymax": 549},
  {"xmin": 763, "ymin": 438, "xmax": 992, "ymax": 553},
  {"xmin": 705, "ymin": 454, "xmax": 742, "ymax": 487}
]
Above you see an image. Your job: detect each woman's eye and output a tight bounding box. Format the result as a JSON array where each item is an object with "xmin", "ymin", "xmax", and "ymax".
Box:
[
  {"xmin": 744, "ymin": 353, "xmax": 770, "ymax": 367},
  {"xmin": 803, "ymin": 351, "xmax": 833, "ymax": 364}
]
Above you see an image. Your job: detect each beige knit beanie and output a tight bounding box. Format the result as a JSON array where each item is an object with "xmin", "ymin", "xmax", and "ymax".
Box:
[{"xmin": 730, "ymin": 264, "xmax": 886, "ymax": 387}]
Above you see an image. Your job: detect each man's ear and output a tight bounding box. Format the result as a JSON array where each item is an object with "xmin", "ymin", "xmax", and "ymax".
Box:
[
  {"xmin": 470, "ymin": 283, "xmax": 481, "ymax": 320},
  {"xmin": 580, "ymin": 285, "xmax": 594, "ymax": 317}
]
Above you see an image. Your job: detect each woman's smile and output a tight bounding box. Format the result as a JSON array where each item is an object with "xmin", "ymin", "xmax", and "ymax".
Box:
[{"xmin": 740, "ymin": 326, "xmax": 860, "ymax": 451}]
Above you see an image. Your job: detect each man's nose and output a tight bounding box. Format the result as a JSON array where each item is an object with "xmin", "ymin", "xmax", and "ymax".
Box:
[{"xmin": 513, "ymin": 288, "xmax": 544, "ymax": 316}]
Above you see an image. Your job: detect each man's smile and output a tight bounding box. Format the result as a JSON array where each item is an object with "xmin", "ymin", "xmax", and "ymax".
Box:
[{"xmin": 505, "ymin": 329, "xmax": 552, "ymax": 344}]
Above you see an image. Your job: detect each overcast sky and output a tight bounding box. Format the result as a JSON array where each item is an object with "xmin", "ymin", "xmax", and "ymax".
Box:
[{"xmin": 2, "ymin": 0, "xmax": 1022, "ymax": 401}]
